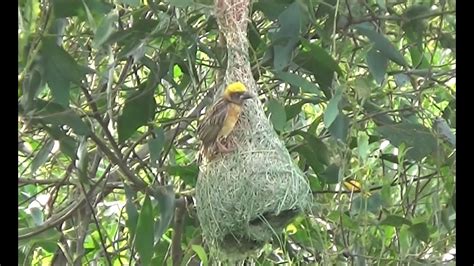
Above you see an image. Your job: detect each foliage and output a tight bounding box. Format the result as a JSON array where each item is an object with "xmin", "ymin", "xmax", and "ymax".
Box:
[{"xmin": 18, "ymin": 0, "xmax": 455, "ymax": 264}]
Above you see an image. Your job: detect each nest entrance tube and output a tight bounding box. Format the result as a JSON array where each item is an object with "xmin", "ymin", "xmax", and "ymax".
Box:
[{"xmin": 195, "ymin": 0, "xmax": 312, "ymax": 259}]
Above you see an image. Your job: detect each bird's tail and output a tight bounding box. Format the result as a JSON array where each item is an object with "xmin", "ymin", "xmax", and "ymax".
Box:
[{"xmin": 197, "ymin": 144, "xmax": 217, "ymax": 164}]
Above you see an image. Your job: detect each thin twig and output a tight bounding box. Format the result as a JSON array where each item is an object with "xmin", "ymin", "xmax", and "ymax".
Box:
[
  {"xmin": 79, "ymin": 85, "xmax": 123, "ymax": 158},
  {"xmin": 312, "ymin": 172, "xmax": 438, "ymax": 195},
  {"xmin": 345, "ymin": 10, "xmax": 456, "ymax": 27},
  {"xmin": 89, "ymin": 132, "xmax": 147, "ymax": 190},
  {"xmin": 78, "ymin": 180, "xmax": 113, "ymax": 266}
]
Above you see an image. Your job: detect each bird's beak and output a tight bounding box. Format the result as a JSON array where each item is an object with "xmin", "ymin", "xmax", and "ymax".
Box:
[{"xmin": 241, "ymin": 92, "xmax": 255, "ymax": 100}]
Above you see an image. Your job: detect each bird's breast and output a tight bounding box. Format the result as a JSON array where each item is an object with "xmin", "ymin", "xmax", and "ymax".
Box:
[{"xmin": 218, "ymin": 103, "xmax": 242, "ymax": 138}]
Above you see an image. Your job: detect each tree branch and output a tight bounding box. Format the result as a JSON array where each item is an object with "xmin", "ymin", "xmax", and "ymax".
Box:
[
  {"xmin": 89, "ymin": 133, "xmax": 148, "ymax": 190},
  {"xmin": 18, "ymin": 178, "xmax": 73, "ymax": 186},
  {"xmin": 171, "ymin": 197, "xmax": 186, "ymax": 266}
]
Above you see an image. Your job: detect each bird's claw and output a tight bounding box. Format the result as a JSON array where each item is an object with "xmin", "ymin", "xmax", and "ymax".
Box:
[{"xmin": 216, "ymin": 140, "xmax": 235, "ymax": 154}]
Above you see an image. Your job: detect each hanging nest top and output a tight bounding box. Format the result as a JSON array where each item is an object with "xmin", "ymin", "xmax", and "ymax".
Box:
[{"xmin": 194, "ymin": 0, "xmax": 313, "ymax": 260}]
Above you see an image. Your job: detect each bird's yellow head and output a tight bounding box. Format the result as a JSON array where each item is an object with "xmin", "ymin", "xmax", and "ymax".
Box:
[
  {"xmin": 225, "ymin": 82, "xmax": 247, "ymax": 94},
  {"xmin": 223, "ymin": 82, "xmax": 254, "ymax": 104}
]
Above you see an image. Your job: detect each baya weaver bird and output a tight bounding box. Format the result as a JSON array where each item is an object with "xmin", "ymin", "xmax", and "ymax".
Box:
[{"xmin": 197, "ymin": 82, "xmax": 254, "ymax": 159}]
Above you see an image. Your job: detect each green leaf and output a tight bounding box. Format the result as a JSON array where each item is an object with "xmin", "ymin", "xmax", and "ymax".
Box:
[
  {"xmin": 42, "ymin": 39, "xmax": 89, "ymax": 84},
  {"xmin": 376, "ymin": 0, "xmax": 386, "ymax": 10},
  {"xmin": 357, "ymin": 132, "xmax": 370, "ymax": 161},
  {"xmin": 36, "ymin": 240, "xmax": 59, "ymax": 254},
  {"xmin": 248, "ymin": 21, "xmax": 262, "ymax": 50},
  {"xmin": 380, "ymin": 184, "xmax": 392, "ymax": 208},
  {"xmin": 275, "ymin": 71, "xmax": 321, "ymax": 95},
  {"xmin": 304, "ymin": 133, "xmax": 329, "ymax": 165},
  {"xmin": 59, "ymin": 135, "xmax": 78, "ymax": 159},
  {"xmin": 440, "ymin": 208, "xmax": 453, "ymax": 231},
  {"xmin": 291, "ymin": 218, "xmax": 325, "ymax": 250},
  {"xmin": 355, "ymin": 26, "xmax": 407, "ymax": 67},
  {"xmin": 399, "ymin": 225, "xmax": 410, "ymax": 259},
  {"xmin": 394, "ymin": 73, "xmax": 410, "ymax": 87},
  {"xmin": 366, "ymin": 48, "xmax": 388, "ymax": 84},
  {"xmin": 295, "ymin": 145, "xmax": 324, "ymax": 175},
  {"xmin": 439, "ymin": 32, "xmax": 456, "ymax": 50},
  {"xmin": 351, "ymin": 192, "xmax": 383, "ymax": 214},
  {"xmin": 285, "ymin": 101, "xmax": 305, "ymax": 121},
  {"xmin": 152, "ymin": 240, "xmax": 170, "ymax": 265},
  {"xmin": 117, "ymin": 87, "xmax": 156, "ymax": 143},
  {"xmin": 307, "ymin": 174, "xmax": 322, "ymax": 191},
  {"xmin": 29, "ymin": 207, "xmax": 44, "ymax": 226},
  {"xmin": 45, "ymin": 66, "xmax": 70, "ymax": 106},
  {"xmin": 141, "ymin": 56, "xmax": 161, "ymax": 90},
  {"xmin": 30, "ymin": 139, "xmax": 54, "ymax": 175},
  {"xmin": 191, "ymin": 245, "xmax": 208, "ymax": 266},
  {"xmin": 19, "ymin": 227, "xmax": 61, "ymax": 247},
  {"xmin": 403, "ymin": 5, "xmax": 431, "ymax": 21},
  {"xmin": 409, "ymin": 222, "xmax": 430, "ymax": 242},
  {"xmin": 363, "ymin": 101, "xmax": 395, "ymax": 126},
  {"xmin": 149, "ymin": 128, "xmax": 165, "ymax": 167},
  {"xmin": 117, "ymin": 39, "xmax": 145, "ymax": 60},
  {"xmin": 135, "ymin": 195, "xmax": 155, "ymax": 266},
  {"xmin": 294, "ymin": 40, "xmax": 342, "ymax": 98},
  {"xmin": 451, "ymin": 190, "xmax": 456, "ymax": 211},
  {"xmin": 285, "ymin": 98, "xmax": 323, "ymax": 121},
  {"xmin": 324, "ymin": 89, "xmax": 342, "ymax": 128},
  {"xmin": 338, "ymin": 213, "xmax": 358, "ymax": 230},
  {"xmin": 42, "ymin": 40, "xmax": 89, "ymax": 106},
  {"xmin": 402, "ymin": 5, "xmax": 429, "ymax": 44},
  {"xmin": 154, "ymin": 185, "xmax": 175, "ymax": 245},
  {"xmin": 314, "ymin": 0, "xmax": 337, "ymax": 19},
  {"xmin": 102, "ymin": 28, "xmax": 134, "ymax": 46},
  {"xmin": 82, "ymin": 0, "xmax": 113, "ymax": 17},
  {"xmin": 42, "ymin": 124, "xmax": 78, "ymax": 159},
  {"xmin": 267, "ymin": 99, "xmax": 287, "ymax": 131},
  {"xmin": 117, "ymin": 0, "xmax": 140, "ymax": 7},
  {"xmin": 380, "ymin": 215, "xmax": 412, "ymax": 227},
  {"xmin": 52, "ymin": 0, "xmax": 83, "ymax": 17},
  {"xmin": 253, "ymin": 0, "xmax": 293, "ymax": 20},
  {"xmin": 401, "ymin": 5, "xmax": 431, "ymax": 69},
  {"xmin": 408, "ymin": 46, "xmax": 430, "ymax": 69},
  {"xmin": 298, "ymin": 131, "xmax": 330, "ymax": 167},
  {"xmin": 166, "ymin": 164, "xmax": 199, "ymax": 186},
  {"xmin": 273, "ymin": 39, "xmax": 296, "ymax": 71},
  {"xmin": 353, "ymin": 78, "xmax": 371, "ymax": 101},
  {"xmin": 377, "ymin": 121, "xmax": 437, "ymax": 161},
  {"xmin": 124, "ymin": 184, "xmax": 139, "ymax": 239},
  {"xmin": 170, "ymin": 0, "xmax": 193, "ymax": 8},
  {"xmin": 34, "ymin": 100, "xmax": 90, "ymax": 136},
  {"xmin": 301, "ymin": 40, "xmax": 343, "ymax": 76},
  {"xmin": 328, "ymin": 113, "xmax": 350, "ymax": 142},
  {"xmin": 319, "ymin": 164, "xmax": 340, "ymax": 184},
  {"xmin": 21, "ymin": 68, "xmax": 44, "ymax": 111},
  {"xmin": 93, "ymin": 11, "xmax": 118, "ymax": 48},
  {"xmin": 271, "ymin": 1, "xmax": 308, "ymax": 71}
]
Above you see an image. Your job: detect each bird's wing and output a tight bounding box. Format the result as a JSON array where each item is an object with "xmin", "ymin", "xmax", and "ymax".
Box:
[{"xmin": 197, "ymin": 99, "xmax": 229, "ymax": 147}]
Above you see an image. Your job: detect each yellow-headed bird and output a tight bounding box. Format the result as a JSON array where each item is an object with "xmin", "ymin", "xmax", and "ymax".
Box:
[
  {"xmin": 197, "ymin": 82, "xmax": 254, "ymax": 159},
  {"xmin": 343, "ymin": 178, "xmax": 372, "ymax": 197}
]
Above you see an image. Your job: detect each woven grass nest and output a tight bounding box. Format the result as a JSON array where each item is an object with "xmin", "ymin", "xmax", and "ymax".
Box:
[
  {"xmin": 194, "ymin": 0, "xmax": 313, "ymax": 260},
  {"xmin": 195, "ymin": 82, "xmax": 312, "ymax": 259}
]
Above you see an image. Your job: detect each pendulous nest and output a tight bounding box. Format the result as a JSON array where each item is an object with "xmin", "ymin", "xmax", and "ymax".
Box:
[{"xmin": 194, "ymin": 0, "xmax": 313, "ymax": 260}]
